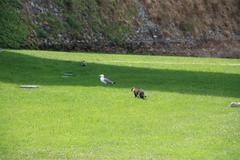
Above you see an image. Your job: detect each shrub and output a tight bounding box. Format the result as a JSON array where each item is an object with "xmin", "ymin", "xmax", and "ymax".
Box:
[
  {"xmin": 179, "ymin": 21, "xmax": 195, "ymax": 33},
  {"xmin": 0, "ymin": 1, "xmax": 28, "ymax": 48},
  {"xmin": 36, "ymin": 28, "xmax": 48, "ymax": 39}
]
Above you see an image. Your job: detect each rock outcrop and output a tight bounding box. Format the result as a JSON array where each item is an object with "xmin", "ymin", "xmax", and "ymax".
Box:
[{"xmin": 1, "ymin": 0, "xmax": 240, "ymax": 57}]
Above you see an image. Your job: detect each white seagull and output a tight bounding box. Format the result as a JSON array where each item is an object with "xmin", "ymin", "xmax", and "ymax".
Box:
[{"xmin": 99, "ymin": 74, "xmax": 115, "ymax": 85}]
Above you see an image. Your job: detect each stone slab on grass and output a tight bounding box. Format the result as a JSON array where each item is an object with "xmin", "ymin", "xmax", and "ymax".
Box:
[
  {"xmin": 63, "ymin": 72, "xmax": 73, "ymax": 76},
  {"xmin": 20, "ymin": 85, "xmax": 39, "ymax": 88},
  {"xmin": 230, "ymin": 102, "xmax": 240, "ymax": 107}
]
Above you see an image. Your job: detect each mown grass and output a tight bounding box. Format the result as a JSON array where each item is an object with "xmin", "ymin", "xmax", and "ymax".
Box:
[{"xmin": 0, "ymin": 50, "xmax": 240, "ymax": 160}]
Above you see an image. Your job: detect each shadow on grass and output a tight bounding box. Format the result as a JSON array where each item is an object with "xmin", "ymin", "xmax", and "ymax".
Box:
[{"xmin": 0, "ymin": 51, "xmax": 239, "ymax": 98}]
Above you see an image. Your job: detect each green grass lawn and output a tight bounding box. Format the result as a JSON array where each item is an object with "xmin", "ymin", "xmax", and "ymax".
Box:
[{"xmin": 0, "ymin": 50, "xmax": 240, "ymax": 160}]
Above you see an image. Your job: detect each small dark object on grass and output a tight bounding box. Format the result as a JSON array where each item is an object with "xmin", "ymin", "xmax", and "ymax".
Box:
[
  {"xmin": 131, "ymin": 87, "xmax": 146, "ymax": 99},
  {"xmin": 20, "ymin": 85, "xmax": 39, "ymax": 88},
  {"xmin": 230, "ymin": 102, "xmax": 240, "ymax": 107},
  {"xmin": 80, "ymin": 61, "xmax": 87, "ymax": 67}
]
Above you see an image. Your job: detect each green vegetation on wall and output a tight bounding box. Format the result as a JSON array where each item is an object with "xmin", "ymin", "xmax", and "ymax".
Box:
[
  {"xmin": 52, "ymin": 0, "xmax": 137, "ymax": 43},
  {"xmin": 0, "ymin": 0, "xmax": 137, "ymax": 49},
  {"xmin": 0, "ymin": 0, "xmax": 28, "ymax": 48}
]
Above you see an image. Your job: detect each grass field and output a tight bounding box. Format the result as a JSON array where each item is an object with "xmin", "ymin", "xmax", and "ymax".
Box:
[{"xmin": 0, "ymin": 50, "xmax": 240, "ymax": 160}]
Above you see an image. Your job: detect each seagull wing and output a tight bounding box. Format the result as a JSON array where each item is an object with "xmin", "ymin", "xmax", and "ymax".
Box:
[{"xmin": 104, "ymin": 77, "xmax": 114, "ymax": 84}]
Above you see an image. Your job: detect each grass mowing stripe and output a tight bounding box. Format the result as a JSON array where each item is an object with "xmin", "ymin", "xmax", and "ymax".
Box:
[{"xmin": 89, "ymin": 60, "xmax": 240, "ymax": 66}]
